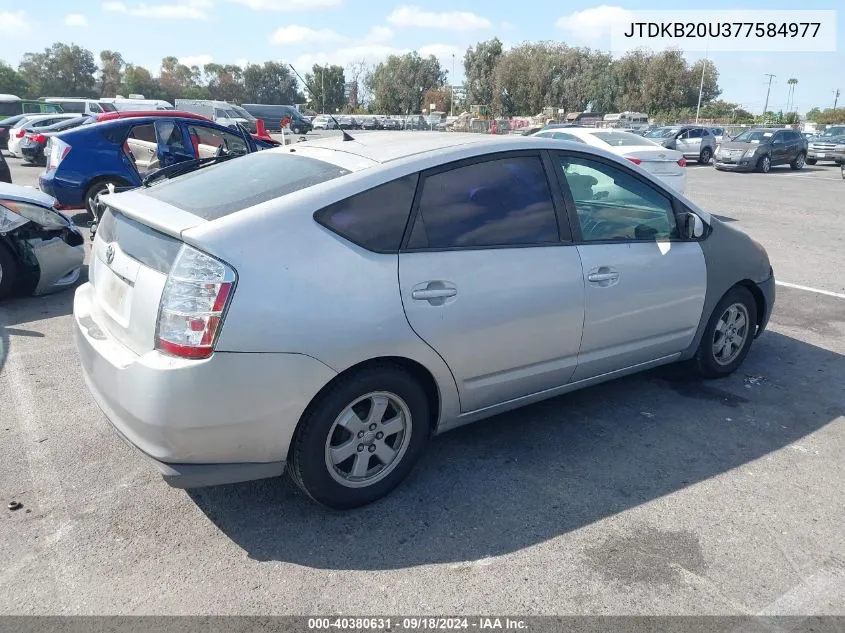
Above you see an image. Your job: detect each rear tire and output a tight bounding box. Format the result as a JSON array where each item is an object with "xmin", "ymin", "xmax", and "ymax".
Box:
[
  {"xmin": 790, "ymin": 152, "xmax": 806, "ymax": 170},
  {"xmin": 693, "ymin": 286, "xmax": 758, "ymax": 379},
  {"xmin": 289, "ymin": 364, "xmax": 430, "ymax": 509},
  {"xmin": 84, "ymin": 179, "xmax": 125, "ymax": 224},
  {"xmin": 699, "ymin": 147, "xmax": 713, "ymax": 165},
  {"xmin": 0, "ymin": 243, "xmax": 18, "ymax": 301}
]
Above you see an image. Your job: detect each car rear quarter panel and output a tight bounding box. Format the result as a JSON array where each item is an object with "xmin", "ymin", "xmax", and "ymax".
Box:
[
  {"xmin": 186, "ymin": 182, "xmax": 462, "ymax": 427},
  {"xmin": 680, "ymin": 218, "xmax": 772, "ymax": 360}
]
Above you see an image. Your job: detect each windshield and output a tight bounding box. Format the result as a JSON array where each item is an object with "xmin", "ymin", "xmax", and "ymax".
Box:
[
  {"xmin": 645, "ymin": 127, "xmax": 680, "ymax": 138},
  {"xmin": 591, "ymin": 131, "xmax": 656, "ymax": 147},
  {"xmin": 143, "ymin": 151, "xmax": 351, "ymax": 221},
  {"xmin": 820, "ymin": 126, "xmax": 845, "ymax": 137},
  {"xmin": 733, "ymin": 129, "xmax": 774, "ymax": 143},
  {"xmin": 232, "ymin": 107, "xmax": 254, "ymax": 120},
  {"xmin": 99, "ymin": 102, "xmax": 117, "ymax": 112}
]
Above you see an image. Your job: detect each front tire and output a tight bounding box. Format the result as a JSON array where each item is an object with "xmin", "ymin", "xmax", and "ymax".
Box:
[
  {"xmin": 693, "ymin": 286, "xmax": 758, "ymax": 379},
  {"xmin": 699, "ymin": 147, "xmax": 713, "ymax": 165},
  {"xmin": 805, "ymin": 158, "xmax": 817, "ymax": 165},
  {"xmin": 790, "ymin": 152, "xmax": 806, "ymax": 170},
  {"xmin": 756, "ymin": 154, "xmax": 771, "ymax": 173},
  {"xmin": 289, "ymin": 364, "xmax": 430, "ymax": 509}
]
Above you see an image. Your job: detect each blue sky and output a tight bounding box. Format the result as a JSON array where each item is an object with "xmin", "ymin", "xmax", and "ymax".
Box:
[{"xmin": 0, "ymin": 0, "xmax": 841, "ymax": 113}]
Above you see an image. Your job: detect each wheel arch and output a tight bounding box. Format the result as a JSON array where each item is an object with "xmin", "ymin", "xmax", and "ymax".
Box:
[
  {"xmin": 292, "ymin": 355, "xmax": 442, "ymax": 449},
  {"xmin": 737, "ymin": 279, "xmax": 766, "ymax": 334}
]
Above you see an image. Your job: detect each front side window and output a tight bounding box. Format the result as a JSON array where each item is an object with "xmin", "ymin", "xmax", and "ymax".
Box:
[
  {"xmin": 99, "ymin": 102, "xmax": 117, "ymax": 112},
  {"xmin": 686, "ymin": 129, "xmax": 703, "ymax": 139},
  {"xmin": 88, "ymin": 102, "xmax": 103, "ymax": 114},
  {"xmin": 556, "ymin": 155, "xmax": 678, "ymax": 242},
  {"xmin": 22, "ymin": 102, "xmax": 40, "ymax": 114},
  {"xmin": 315, "ymin": 174, "xmax": 419, "ymax": 253},
  {"xmin": 407, "ymin": 155, "xmax": 559, "ymax": 249},
  {"xmin": 187, "ymin": 125, "xmax": 248, "ymax": 157}
]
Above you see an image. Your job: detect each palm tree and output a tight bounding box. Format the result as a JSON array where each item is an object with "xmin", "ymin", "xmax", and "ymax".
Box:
[{"xmin": 787, "ymin": 78, "xmax": 798, "ymax": 113}]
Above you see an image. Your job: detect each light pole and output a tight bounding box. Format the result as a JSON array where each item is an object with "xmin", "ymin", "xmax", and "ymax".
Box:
[
  {"xmin": 762, "ymin": 73, "xmax": 776, "ymax": 119},
  {"xmin": 450, "ymin": 53, "xmax": 455, "ymax": 118},
  {"xmin": 695, "ymin": 55, "xmax": 708, "ymax": 124}
]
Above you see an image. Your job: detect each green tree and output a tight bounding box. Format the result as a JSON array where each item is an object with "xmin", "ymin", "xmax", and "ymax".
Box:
[
  {"xmin": 242, "ymin": 62, "xmax": 303, "ymax": 105},
  {"xmin": 0, "ymin": 61, "xmax": 28, "ymax": 96},
  {"xmin": 367, "ymin": 53, "xmax": 446, "ymax": 114},
  {"xmin": 463, "ymin": 38, "xmax": 503, "ymax": 106},
  {"xmin": 19, "ymin": 42, "xmax": 98, "ymax": 97},
  {"xmin": 159, "ymin": 56, "xmax": 205, "ymax": 103},
  {"xmin": 305, "ymin": 64, "xmax": 346, "ymax": 113},
  {"xmin": 805, "ymin": 107, "xmax": 822, "ymax": 121},
  {"xmin": 812, "ymin": 108, "xmax": 845, "ymax": 124},
  {"xmin": 121, "ymin": 64, "xmax": 164, "ymax": 99},
  {"xmin": 687, "ymin": 59, "xmax": 721, "ymax": 108},
  {"xmin": 99, "ymin": 50, "xmax": 124, "ymax": 97},
  {"xmin": 204, "ymin": 63, "xmax": 244, "ymax": 103}
]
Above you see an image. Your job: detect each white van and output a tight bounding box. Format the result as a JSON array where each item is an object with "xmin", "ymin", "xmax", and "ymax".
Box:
[
  {"xmin": 174, "ymin": 99, "xmax": 252, "ymax": 130},
  {"xmin": 43, "ymin": 98, "xmax": 117, "ymax": 116},
  {"xmin": 101, "ymin": 97, "xmax": 174, "ymax": 112}
]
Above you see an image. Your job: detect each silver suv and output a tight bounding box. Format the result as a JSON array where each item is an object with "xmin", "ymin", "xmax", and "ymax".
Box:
[{"xmin": 644, "ymin": 125, "xmax": 717, "ymax": 164}]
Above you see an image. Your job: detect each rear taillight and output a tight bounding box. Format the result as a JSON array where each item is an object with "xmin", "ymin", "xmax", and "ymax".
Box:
[
  {"xmin": 626, "ymin": 157, "xmax": 642, "ymax": 165},
  {"xmin": 15, "ymin": 129, "xmax": 26, "ymax": 138},
  {"xmin": 47, "ymin": 137, "xmax": 71, "ymax": 170},
  {"xmin": 155, "ymin": 245, "xmax": 236, "ymax": 360},
  {"xmin": 678, "ymin": 158, "xmax": 687, "ymax": 167},
  {"xmin": 29, "ymin": 134, "xmax": 47, "ymax": 144}
]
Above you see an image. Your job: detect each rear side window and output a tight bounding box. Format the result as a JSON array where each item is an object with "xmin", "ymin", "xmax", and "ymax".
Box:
[
  {"xmin": 58, "ymin": 101, "xmax": 85, "ymax": 114},
  {"xmin": 407, "ymin": 155, "xmax": 559, "ymax": 249},
  {"xmin": 143, "ymin": 151, "xmax": 351, "ymax": 220},
  {"xmin": 0, "ymin": 102, "xmax": 19, "ymax": 117},
  {"xmin": 314, "ymin": 174, "xmax": 418, "ymax": 253}
]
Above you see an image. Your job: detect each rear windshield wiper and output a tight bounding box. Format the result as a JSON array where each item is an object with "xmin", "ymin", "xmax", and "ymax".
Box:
[{"xmin": 142, "ymin": 154, "xmax": 240, "ymax": 187}]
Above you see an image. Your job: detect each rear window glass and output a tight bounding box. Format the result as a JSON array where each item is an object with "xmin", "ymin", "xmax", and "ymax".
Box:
[
  {"xmin": 592, "ymin": 131, "xmax": 653, "ymax": 146},
  {"xmin": 314, "ymin": 174, "xmax": 418, "ymax": 253},
  {"xmin": 142, "ymin": 151, "xmax": 351, "ymax": 220}
]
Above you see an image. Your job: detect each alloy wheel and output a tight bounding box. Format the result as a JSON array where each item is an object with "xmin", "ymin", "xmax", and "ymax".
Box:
[
  {"xmin": 712, "ymin": 303, "xmax": 750, "ymax": 366},
  {"xmin": 324, "ymin": 391, "xmax": 413, "ymax": 488}
]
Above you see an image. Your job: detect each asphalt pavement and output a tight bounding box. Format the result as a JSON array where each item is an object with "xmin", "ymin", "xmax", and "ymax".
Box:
[{"xmin": 0, "ymin": 146, "xmax": 843, "ymax": 615}]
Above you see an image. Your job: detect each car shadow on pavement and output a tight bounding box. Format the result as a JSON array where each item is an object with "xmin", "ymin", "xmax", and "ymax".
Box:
[
  {"xmin": 0, "ymin": 267, "xmax": 85, "ymax": 373},
  {"xmin": 189, "ymin": 328, "xmax": 844, "ymax": 570}
]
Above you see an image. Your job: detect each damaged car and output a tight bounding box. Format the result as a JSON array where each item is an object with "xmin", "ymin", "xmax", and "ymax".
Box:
[{"xmin": 0, "ymin": 183, "xmax": 85, "ymax": 301}]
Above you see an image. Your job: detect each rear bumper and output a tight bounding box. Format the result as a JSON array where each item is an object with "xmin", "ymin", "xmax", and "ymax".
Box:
[
  {"xmin": 73, "ymin": 282, "xmax": 338, "ymax": 488},
  {"xmin": 20, "ymin": 145, "xmax": 44, "ymax": 163},
  {"xmin": 756, "ymin": 267, "xmax": 775, "ymax": 337}
]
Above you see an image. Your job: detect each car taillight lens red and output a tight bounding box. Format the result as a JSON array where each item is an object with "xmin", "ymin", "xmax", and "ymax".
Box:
[
  {"xmin": 47, "ymin": 138, "xmax": 71, "ymax": 171},
  {"xmin": 156, "ymin": 245, "xmax": 236, "ymax": 360},
  {"xmin": 678, "ymin": 158, "xmax": 687, "ymax": 167},
  {"xmin": 30, "ymin": 134, "xmax": 47, "ymax": 144},
  {"xmin": 626, "ymin": 157, "xmax": 642, "ymax": 165},
  {"xmin": 15, "ymin": 129, "xmax": 26, "ymax": 138}
]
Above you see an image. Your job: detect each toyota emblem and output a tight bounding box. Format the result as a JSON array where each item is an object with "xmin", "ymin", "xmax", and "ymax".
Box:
[{"xmin": 105, "ymin": 243, "xmax": 115, "ymax": 265}]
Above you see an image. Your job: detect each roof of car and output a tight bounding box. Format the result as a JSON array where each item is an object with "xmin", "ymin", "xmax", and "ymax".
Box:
[
  {"xmin": 96, "ymin": 110, "xmax": 210, "ymax": 122},
  {"xmin": 288, "ymin": 131, "xmax": 590, "ymax": 164}
]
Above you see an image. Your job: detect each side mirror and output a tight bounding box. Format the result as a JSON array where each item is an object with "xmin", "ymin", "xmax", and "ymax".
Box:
[{"xmin": 684, "ymin": 212, "xmax": 705, "ymax": 239}]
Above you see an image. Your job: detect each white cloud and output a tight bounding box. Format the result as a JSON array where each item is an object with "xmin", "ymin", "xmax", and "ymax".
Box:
[
  {"xmin": 555, "ymin": 5, "xmax": 634, "ymax": 43},
  {"xmin": 178, "ymin": 54, "xmax": 213, "ymax": 67},
  {"xmin": 0, "ymin": 10, "xmax": 31, "ymax": 34},
  {"xmin": 387, "ymin": 5, "xmax": 491, "ymax": 31},
  {"xmin": 102, "ymin": 0, "xmax": 211, "ymax": 19},
  {"xmin": 230, "ymin": 0, "xmax": 340, "ymax": 11},
  {"xmin": 294, "ymin": 44, "xmax": 409, "ymax": 70},
  {"xmin": 270, "ymin": 25, "xmax": 345, "ymax": 45},
  {"xmin": 364, "ymin": 25, "xmax": 393, "ymax": 43},
  {"xmin": 235, "ymin": 58, "xmax": 250, "ymax": 68},
  {"xmin": 64, "ymin": 13, "xmax": 89, "ymax": 26}
]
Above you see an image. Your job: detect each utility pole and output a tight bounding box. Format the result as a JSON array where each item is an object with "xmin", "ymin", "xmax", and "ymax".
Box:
[
  {"xmin": 321, "ymin": 65, "xmax": 325, "ymax": 115},
  {"xmin": 834, "ymin": 89, "xmax": 841, "ymax": 110},
  {"xmin": 762, "ymin": 74, "xmax": 776, "ymax": 118},
  {"xmin": 695, "ymin": 52, "xmax": 708, "ymax": 123},
  {"xmin": 450, "ymin": 53, "xmax": 455, "ymax": 118}
]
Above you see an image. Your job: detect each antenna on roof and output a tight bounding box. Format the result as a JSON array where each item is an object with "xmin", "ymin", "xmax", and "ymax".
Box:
[{"xmin": 288, "ymin": 63, "xmax": 354, "ymax": 142}]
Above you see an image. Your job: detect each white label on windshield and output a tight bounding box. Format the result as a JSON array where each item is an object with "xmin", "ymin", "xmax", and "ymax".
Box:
[{"xmin": 763, "ymin": 133, "xmax": 773, "ymax": 137}]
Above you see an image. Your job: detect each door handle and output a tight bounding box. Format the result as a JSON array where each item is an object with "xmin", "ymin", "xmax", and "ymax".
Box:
[
  {"xmin": 412, "ymin": 288, "xmax": 457, "ymax": 300},
  {"xmin": 587, "ymin": 272, "xmax": 619, "ymax": 282}
]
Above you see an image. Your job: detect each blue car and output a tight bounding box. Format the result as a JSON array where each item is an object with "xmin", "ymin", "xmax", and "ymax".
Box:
[{"xmin": 40, "ymin": 113, "xmax": 262, "ymax": 217}]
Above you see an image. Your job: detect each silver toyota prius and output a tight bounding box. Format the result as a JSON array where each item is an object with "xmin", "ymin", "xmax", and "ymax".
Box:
[{"xmin": 73, "ymin": 132, "xmax": 775, "ymax": 509}]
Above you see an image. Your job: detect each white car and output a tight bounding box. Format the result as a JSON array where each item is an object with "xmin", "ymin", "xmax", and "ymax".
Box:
[
  {"xmin": 7, "ymin": 114, "xmax": 81, "ymax": 157},
  {"xmin": 534, "ymin": 128, "xmax": 687, "ymax": 193},
  {"xmin": 311, "ymin": 115, "xmax": 336, "ymax": 130}
]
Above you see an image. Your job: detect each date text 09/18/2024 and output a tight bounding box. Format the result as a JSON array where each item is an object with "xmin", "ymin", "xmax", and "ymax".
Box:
[{"xmin": 307, "ymin": 618, "xmax": 528, "ymax": 630}]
